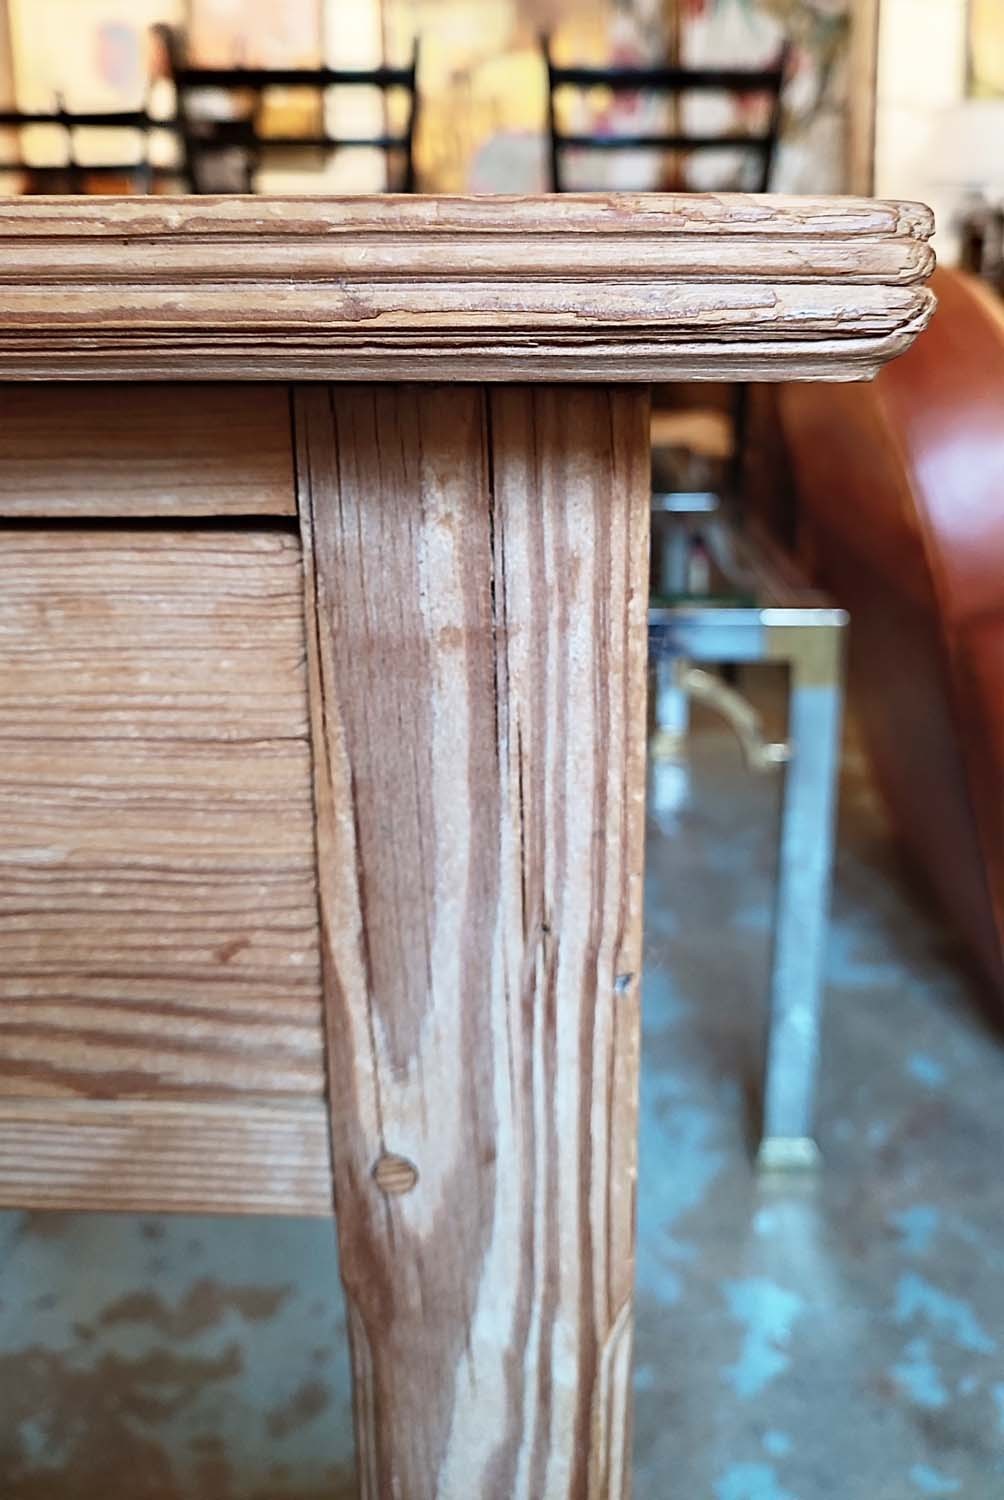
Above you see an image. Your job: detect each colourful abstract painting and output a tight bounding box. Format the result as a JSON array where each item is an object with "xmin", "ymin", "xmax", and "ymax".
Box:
[{"xmin": 386, "ymin": 0, "xmax": 853, "ymax": 193}]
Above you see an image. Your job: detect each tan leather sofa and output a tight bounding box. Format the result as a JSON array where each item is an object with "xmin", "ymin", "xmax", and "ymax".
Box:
[{"xmin": 778, "ymin": 268, "xmax": 1004, "ymax": 994}]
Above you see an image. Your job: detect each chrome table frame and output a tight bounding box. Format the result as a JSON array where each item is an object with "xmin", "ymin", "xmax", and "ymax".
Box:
[{"xmin": 649, "ymin": 599, "xmax": 847, "ymax": 1170}]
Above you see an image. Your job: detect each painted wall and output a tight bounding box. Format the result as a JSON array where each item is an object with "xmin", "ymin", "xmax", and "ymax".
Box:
[
  {"xmin": 876, "ymin": 0, "xmax": 1004, "ymax": 253},
  {"xmin": 873, "ymin": 0, "xmax": 967, "ymax": 255}
]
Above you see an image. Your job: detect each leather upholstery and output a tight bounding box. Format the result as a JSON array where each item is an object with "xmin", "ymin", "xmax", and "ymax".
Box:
[{"xmin": 778, "ymin": 268, "xmax": 1004, "ymax": 995}]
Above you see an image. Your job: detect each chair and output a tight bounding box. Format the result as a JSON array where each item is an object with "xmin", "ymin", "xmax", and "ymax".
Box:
[
  {"xmin": 0, "ymin": 104, "xmax": 173, "ymax": 194},
  {"xmin": 160, "ymin": 26, "xmax": 420, "ymax": 194},
  {"xmin": 542, "ymin": 35, "xmax": 789, "ymax": 194}
]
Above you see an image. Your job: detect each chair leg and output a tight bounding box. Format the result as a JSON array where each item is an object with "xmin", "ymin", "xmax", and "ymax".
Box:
[
  {"xmin": 651, "ymin": 654, "xmax": 690, "ymax": 762},
  {"xmin": 758, "ymin": 623, "xmax": 844, "ymax": 1170}
]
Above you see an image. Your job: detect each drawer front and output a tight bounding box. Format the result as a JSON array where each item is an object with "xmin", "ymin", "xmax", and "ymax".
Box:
[
  {"xmin": 0, "ymin": 385, "xmax": 295, "ymax": 517},
  {"xmin": 0, "ymin": 527, "xmax": 325, "ymax": 1105}
]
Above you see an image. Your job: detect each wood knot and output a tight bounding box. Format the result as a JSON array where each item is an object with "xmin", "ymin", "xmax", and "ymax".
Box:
[{"xmin": 373, "ymin": 1154, "xmax": 419, "ymax": 1196}]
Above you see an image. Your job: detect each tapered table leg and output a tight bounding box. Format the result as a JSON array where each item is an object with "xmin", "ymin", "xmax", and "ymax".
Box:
[{"xmin": 295, "ymin": 384, "xmax": 649, "ymax": 1500}]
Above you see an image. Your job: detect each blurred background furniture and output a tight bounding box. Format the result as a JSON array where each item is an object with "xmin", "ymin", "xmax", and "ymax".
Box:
[
  {"xmin": 777, "ymin": 267, "xmax": 1004, "ymax": 1000},
  {"xmin": 928, "ymin": 100, "xmax": 1004, "ymax": 295},
  {"xmin": 0, "ymin": 103, "xmax": 175, "ymax": 193},
  {"xmin": 0, "ymin": 0, "xmax": 871, "ymax": 201},
  {"xmin": 650, "ymin": 523, "xmax": 846, "ymax": 1166},
  {"xmin": 161, "ymin": 26, "xmax": 418, "ymax": 193},
  {"xmin": 542, "ymin": 34, "xmax": 789, "ymax": 194},
  {"xmin": 958, "ymin": 195, "xmax": 1004, "ymax": 294}
]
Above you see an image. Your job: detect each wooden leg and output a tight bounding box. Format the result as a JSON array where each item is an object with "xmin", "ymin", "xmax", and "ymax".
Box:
[{"xmin": 295, "ymin": 384, "xmax": 649, "ymax": 1500}]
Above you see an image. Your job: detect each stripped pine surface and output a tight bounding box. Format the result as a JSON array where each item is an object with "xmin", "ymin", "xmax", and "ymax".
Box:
[
  {"xmin": 0, "ymin": 1098, "xmax": 332, "ymax": 1216},
  {"xmin": 0, "ymin": 384, "xmax": 296, "ymax": 517},
  {"xmin": 296, "ymin": 383, "xmax": 649, "ymax": 1499},
  {"xmin": 0, "ymin": 194, "xmax": 936, "ymax": 381},
  {"xmin": 0, "ymin": 528, "xmax": 326, "ymax": 1108}
]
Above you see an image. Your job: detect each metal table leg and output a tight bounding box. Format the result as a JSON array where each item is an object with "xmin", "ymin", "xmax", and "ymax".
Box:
[
  {"xmin": 758, "ymin": 617, "xmax": 845, "ymax": 1170},
  {"xmin": 649, "ymin": 605, "xmax": 847, "ymax": 1170},
  {"xmin": 652, "ymin": 654, "xmax": 690, "ymax": 761}
]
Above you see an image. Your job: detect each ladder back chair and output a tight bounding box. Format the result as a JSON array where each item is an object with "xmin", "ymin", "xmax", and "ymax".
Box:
[
  {"xmin": 0, "ymin": 104, "xmax": 174, "ymax": 194},
  {"xmin": 542, "ymin": 35, "xmax": 789, "ymax": 194},
  {"xmin": 161, "ymin": 26, "xmax": 420, "ymax": 194}
]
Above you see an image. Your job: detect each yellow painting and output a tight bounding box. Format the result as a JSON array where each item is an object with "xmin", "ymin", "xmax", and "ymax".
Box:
[{"xmin": 970, "ymin": 0, "xmax": 1004, "ymax": 97}]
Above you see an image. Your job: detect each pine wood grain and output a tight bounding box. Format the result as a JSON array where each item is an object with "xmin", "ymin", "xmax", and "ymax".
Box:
[
  {"xmin": 296, "ymin": 383, "xmax": 649, "ymax": 1499},
  {"xmin": 0, "ymin": 385, "xmax": 295, "ymax": 517},
  {"xmin": 0, "ymin": 192, "xmax": 934, "ymax": 241},
  {"xmin": 0, "ymin": 193, "xmax": 936, "ymax": 382},
  {"xmin": 0, "ymin": 528, "xmax": 326, "ymax": 1103},
  {"xmin": 0, "ymin": 1099, "xmax": 332, "ymax": 1216}
]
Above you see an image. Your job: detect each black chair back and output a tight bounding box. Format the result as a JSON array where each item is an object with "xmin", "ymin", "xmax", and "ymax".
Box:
[
  {"xmin": 542, "ymin": 36, "xmax": 789, "ymax": 194},
  {"xmin": 161, "ymin": 26, "xmax": 420, "ymax": 194},
  {"xmin": 0, "ymin": 103, "xmax": 172, "ymax": 193}
]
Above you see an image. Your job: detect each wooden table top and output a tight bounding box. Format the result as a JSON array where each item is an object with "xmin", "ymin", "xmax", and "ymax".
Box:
[{"xmin": 0, "ymin": 192, "xmax": 935, "ymax": 383}]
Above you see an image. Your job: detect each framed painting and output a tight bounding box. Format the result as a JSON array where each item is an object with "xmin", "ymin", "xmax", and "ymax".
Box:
[{"xmin": 969, "ymin": 0, "xmax": 1004, "ymax": 97}]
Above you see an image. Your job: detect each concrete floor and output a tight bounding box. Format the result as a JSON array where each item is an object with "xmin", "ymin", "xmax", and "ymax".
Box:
[
  {"xmin": 637, "ymin": 678, "xmax": 1004, "ymax": 1500},
  {"xmin": 2, "ymin": 676, "xmax": 1003, "ymax": 1498}
]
